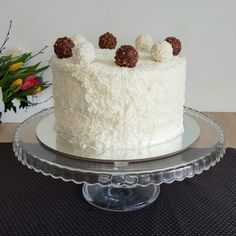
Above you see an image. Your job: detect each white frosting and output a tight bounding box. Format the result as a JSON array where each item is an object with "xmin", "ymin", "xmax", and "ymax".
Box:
[
  {"xmin": 71, "ymin": 34, "xmax": 87, "ymax": 45},
  {"xmin": 72, "ymin": 41, "xmax": 95, "ymax": 65},
  {"xmin": 52, "ymin": 49, "xmax": 186, "ymax": 153},
  {"xmin": 151, "ymin": 41, "xmax": 173, "ymax": 62},
  {"xmin": 135, "ymin": 34, "xmax": 154, "ymax": 52}
]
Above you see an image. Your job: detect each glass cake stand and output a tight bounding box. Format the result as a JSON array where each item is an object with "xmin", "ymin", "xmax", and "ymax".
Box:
[{"xmin": 13, "ymin": 107, "xmax": 225, "ymax": 212}]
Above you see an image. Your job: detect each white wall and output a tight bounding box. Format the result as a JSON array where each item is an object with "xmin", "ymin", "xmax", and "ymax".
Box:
[{"xmin": 0, "ymin": 0, "xmax": 236, "ymax": 122}]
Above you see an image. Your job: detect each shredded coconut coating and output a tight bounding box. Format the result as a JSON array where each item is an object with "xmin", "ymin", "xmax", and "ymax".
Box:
[
  {"xmin": 52, "ymin": 49, "xmax": 186, "ymax": 153},
  {"xmin": 72, "ymin": 41, "xmax": 95, "ymax": 65},
  {"xmin": 71, "ymin": 34, "xmax": 87, "ymax": 45},
  {"xmin": 151, "ymin": 41, "xmax": 173, "ymax": 62},
  {"xmin": 135, "ymin": 34, "xmax": 154, "ymax": 52}
]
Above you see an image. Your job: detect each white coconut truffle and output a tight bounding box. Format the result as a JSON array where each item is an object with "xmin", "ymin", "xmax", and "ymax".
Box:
[
  {"xmin": 135, "ymin": 34, "xmax": 154, "ymax": 52},
  {"xmin": 151, "ymin": 41, "xmax": 173, "ymax": 62},
  {"xmin": 72, "ymin": 41, "xmax": 95, "ymax": 65},
  {"xmin": 71, "ymin": 34, "xmax": 87, "ymax": 45}
]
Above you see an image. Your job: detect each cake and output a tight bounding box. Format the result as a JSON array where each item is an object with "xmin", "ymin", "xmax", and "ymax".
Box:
[{"xmin": 51, "ymin": 33, "xmax": 186, "ymax": 153}]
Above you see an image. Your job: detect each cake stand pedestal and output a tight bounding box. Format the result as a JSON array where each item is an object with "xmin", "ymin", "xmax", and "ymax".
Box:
[
  {"xmin": 13, "ymin": 107, "xmax": 225, "ymax": 212},
  {"xmin": 82, "ymin": 184, "xmax": 160, "ymax": 211}
]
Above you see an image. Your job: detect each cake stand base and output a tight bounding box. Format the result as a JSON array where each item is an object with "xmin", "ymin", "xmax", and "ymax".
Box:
[{"xmin": 82, "ymin": 184, "xmax": 160, "ymax": 212}]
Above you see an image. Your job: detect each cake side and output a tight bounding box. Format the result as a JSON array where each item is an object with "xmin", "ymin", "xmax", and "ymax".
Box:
[{"xmin": 52, "ymin": 50, "xmax": 186, "ymax": 151}]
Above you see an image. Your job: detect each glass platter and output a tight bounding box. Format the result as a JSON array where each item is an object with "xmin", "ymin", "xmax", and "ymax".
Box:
[
  {"xmin": 13, "ymin": 107, "xmax": 225, "ymax": 212},
  {"xmin": 36, "ymin": 110, "xmax": 200, "ymax": 162}
]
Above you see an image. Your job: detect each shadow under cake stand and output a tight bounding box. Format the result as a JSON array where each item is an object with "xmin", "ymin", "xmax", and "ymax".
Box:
[{"xmin": 13, "ymin": 107, "xmax": 225, "ymax": 212}]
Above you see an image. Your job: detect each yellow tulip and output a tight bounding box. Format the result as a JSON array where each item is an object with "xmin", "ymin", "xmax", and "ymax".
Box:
[
  {"xmin": 10, "ymin": 79, "xmax": 23, "ymax": 91},
  {"xmin": 9, "ymin": 62, "xmax": 23, "ymax": 72},
  {"xmin": 32, "ymin": 86, "xmax": 42, "ymax": 95}
]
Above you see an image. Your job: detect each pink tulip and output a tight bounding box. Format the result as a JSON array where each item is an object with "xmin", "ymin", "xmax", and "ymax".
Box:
[
  {"xmin": 21, "ymin": 74, "xmax": 39, "ymax": 91},
  {"xmin": 24, "ymin": 74, "xmax": 36, "ymax": 81}
]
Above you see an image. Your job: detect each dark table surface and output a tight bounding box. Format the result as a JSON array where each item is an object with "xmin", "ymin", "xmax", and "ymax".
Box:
[{"xmin": 0, "ymin": 143, "xmax": 236, "ymax": 236}]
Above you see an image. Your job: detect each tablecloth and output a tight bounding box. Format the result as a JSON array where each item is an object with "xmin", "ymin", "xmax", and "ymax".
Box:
[{"xmin": 0, "ymin": 143, "xmax": 236, "ymax": 236}]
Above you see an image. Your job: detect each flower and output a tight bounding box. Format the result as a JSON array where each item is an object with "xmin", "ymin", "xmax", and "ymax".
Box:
[
  {"xmin": 4, "ymin": 47, "xmax": 23, "ymax": 58},
  {"xmin": 24, "ymin": 74, "xmax": 36, "ymax": 81},
  {"xmin": 31, "ymin": 86, "xmax": 41, "ymax": 95},
  {"xmin": 10, "ymin": 79, "xmax": 23, "ymax": 91},
  {"xmin": 21, "ymin": 74, "xmax": 39, "ymax": 91},
  {"xmin": 9, "ymin": 62, "xmax": 23, "ymax": 72},
  {"xmin": 0, "ymin": 21, "xmax": 50, "ymax": 114}
]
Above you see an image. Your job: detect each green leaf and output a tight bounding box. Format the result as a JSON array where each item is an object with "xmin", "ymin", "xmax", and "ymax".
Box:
[
  {"xmin": 9, "ymin": 72, "xmax": 33, "ymax": 79},
  {"xmin": 13, "ymin": 53, "xmax": 31, "ymax": 63},
  {"xmin": 4, "ymin": 100, "xmax": 16, "ymax": 113},
  {"xmin": 19, "ymin": 97, "xmax": 29, "ymax": 109},
  {"xmin": 16, "ymin": 85, "xmax": 39, "ymax": 97},
  {"xmin": 34, "ymin": 65, "xmax": 49, "ymax": 74},
  {"xmin": 6, "ymin": 65, "xmax": 49, "ymax": 81},
  {"xmin": 0, "ymin": 55, "xmax": 12, "ymax": 64},
  {"xmin": 16, "ymin": 96, "xmax": 34, "ymax": 106},
  {"xmin": 0, "ymin": 74, "xmax": 20, "ymax": 89},
  {"xmin": 0, "ymin": 61, "xmax": 12, "ymax": 74},
  {"xmin": 12, "ymin": 105, "xmax": 17, "ymax": 113},
  {"xmin": 17, "ymin": 62, "xmax": 41, "ymax": 73},
  {"xmin": 40, "ymin": 83, "xmax": 51, "ymax": 90},
  {"xmin": 2, "ymin": 86, "xmax": 18, "ymax": 103}
]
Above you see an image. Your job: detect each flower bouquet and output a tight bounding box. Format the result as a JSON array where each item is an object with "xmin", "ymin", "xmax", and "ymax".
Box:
[{"xmin": 0, "ymin": 21, "xmax": 50, "ymax": 116}]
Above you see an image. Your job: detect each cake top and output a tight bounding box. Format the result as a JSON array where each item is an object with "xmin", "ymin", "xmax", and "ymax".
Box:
[
  {"xmin": 52, "ymin": 49, "xmax": 186, "ymax": 75},
  {"xmin": 52, "ymin": 32, "xmax": 184, "ymax": 72}
]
